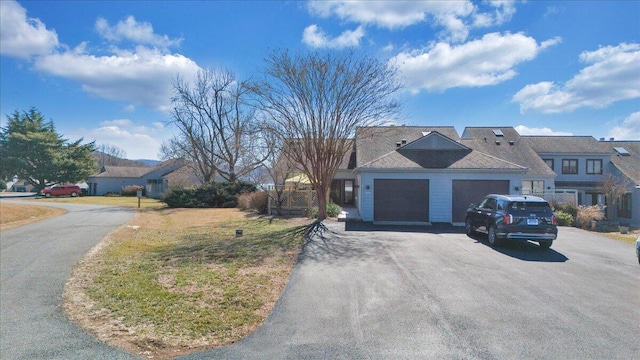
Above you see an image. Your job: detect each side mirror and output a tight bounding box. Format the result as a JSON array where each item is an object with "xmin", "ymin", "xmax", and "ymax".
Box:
[{"xmin": 468, "ymin": 203, "xmax": 475, "ymax": 210}]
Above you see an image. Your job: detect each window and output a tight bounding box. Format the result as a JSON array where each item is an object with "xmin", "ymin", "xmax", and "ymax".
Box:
[
  {"xmin": 522, "ymin": 180, "xmax": 544, "ymax": 194},
  {"xmin": 562, "ymin": 159, "xmax": 578, "ymax": 174},
  {"xmin": 617, "ymin": 193, "xmax": 632, "ymax": 218},
  {"xmin": 543, "ymin": 159, "xmax": 554, "ymax": 170},
  {"xmin": 586, "ymin": 159, "xmax": 603, "ymax": 174}
]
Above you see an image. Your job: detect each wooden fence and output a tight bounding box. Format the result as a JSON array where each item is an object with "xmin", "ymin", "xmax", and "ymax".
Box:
[{"xmin": 268, "ymin": 189, "xmax": 318, "ymax": 216}]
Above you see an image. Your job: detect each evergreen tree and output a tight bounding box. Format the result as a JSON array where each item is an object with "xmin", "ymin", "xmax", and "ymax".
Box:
[{"xmin": 0, "ymin": 108, "xmax": 95, "ymax": 190}]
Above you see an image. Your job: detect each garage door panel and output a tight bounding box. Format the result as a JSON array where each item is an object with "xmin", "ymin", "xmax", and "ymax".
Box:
[
  {"xmin": 374, "ymin": 179, "xmax": 429, "ymax": 222},
  {"xmin": 451, "ymin": 180, "xmax": 509, "ymax": 223}
]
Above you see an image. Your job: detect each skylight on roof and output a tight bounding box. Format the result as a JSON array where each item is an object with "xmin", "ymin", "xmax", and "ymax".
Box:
[
  {"xmin": 492, "ymin": 129, "xmax": 504, "ymax": 137},
  {"xmin": 614, "ymin": 147, "xmax": 630, "ymax": 156},
  {"xmin": 422, "ymin": 131, "xmax": 431, "ymax": 137}
]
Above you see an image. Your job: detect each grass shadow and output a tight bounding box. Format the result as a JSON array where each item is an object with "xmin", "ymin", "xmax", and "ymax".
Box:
[{"xmin": 152, "ymin": 224, "xmax": 308, "ymax": 267}]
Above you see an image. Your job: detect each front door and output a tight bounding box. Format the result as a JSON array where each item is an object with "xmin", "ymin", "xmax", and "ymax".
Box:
[
  {"xmin": 344, "ymin": 180, "xmax": 354, "ymax": 205},
  {"xmin": 330, "ymin": 179, "xmax": 356, "ymax": 206}
]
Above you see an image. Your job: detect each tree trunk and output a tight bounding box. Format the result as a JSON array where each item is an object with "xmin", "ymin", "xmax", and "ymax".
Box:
[{"xmin": 315, "ymin": 183, "xmax": 329, "ymax": 220}]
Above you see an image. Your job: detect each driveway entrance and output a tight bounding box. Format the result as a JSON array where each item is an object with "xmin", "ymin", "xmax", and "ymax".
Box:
[
  {"xmin": 182, "ymin": 222, "xmax": 639, "ymax": 359},
  {"xmin": 0, "ymin": 201, "xmax": 137, "ymax": 359}
]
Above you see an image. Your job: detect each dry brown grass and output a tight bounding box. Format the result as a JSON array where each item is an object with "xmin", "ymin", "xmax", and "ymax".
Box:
[
  {"xmin": 64, "ymin": 208, "xmax": 309, "ymax": 359},
  {"xmin": 0, "ymin": 202, "xmax": 67, "ymax": 230}
]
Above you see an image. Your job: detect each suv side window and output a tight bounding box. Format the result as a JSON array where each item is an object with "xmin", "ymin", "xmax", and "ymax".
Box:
[
  {"xmin": 485, "ymin": 198, "xmax": 497, "ymax": 211},
  {"xmin": 479, "ymin": 197, "xmax": 496, "ymax": 211}
]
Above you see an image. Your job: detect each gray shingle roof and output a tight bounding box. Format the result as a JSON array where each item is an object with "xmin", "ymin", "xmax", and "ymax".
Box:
[
  {"xmin": 355, "ymin": 126, "xmax": 525, "ymax": 171},
  {"xmin": 522, "ymin": 136, "xmax": 610, "ymax": 154},
  {"xmin": 90, "ymin": 158, "xmax": 187, "ymax": 178},
  {"xmin": 603, "ymin": 141, "xmax": 640, "ymax": 185},
  {"xmin": 358, "ymin": 148, "xmax": 526, "ymax": 170},
  {"xmin": 356, "ymin": 126, "xmax": 461, "ymax": 167},
  {"xmin": 461, "ymin": 127, "xmax": 556, "ymax": 177},
  {"xmin": 91, "ymin": 166, "xmax": 150, "ymax": 178}
]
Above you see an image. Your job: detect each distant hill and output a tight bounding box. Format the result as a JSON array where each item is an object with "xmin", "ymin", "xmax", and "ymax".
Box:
[
  {"xmin": 93, "ymin": 151, "xmax": 151, "ymax": 168},
  {"xmin": 133, "ymin": 159, "xmax": 161, "ymax": 166}
]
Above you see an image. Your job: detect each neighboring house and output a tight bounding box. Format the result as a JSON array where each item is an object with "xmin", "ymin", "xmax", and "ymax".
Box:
[
  {"xmin": 8, "ymin": 178, "xmax": 36, "ymax": 192},
  {"xmin": 600, "ymin": 141, "xmax": 640, "ymax": 227},
  {"xmin": 276, "ymin": 125, "xmax": 639, "ymax": 227},
  {"xmin": 87, "ymin": 158, "xmax": 201, "ymax": 198},
  {"xmin": 461, "ymin": 127, "xmax": 556, "ymax": 194},
  {"xmin": 522, "ymin": 136, "xmax": 613, "ymax": 208}
]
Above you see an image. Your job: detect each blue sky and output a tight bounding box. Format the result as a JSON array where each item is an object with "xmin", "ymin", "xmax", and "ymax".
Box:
[{"xmin": 1, "ymin": 0, "xmax": 639, "ymax": 160}]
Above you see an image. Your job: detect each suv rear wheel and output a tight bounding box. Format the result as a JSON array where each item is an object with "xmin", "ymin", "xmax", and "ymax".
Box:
[{"xmin": 539, "ymin": 240, "xmax": 552, "ymax": 249}]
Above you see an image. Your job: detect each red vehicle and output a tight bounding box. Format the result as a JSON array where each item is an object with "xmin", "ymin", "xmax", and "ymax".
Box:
[{"xmin": 41, "ymin": 185, "xmax": 82, "ymax": 197}]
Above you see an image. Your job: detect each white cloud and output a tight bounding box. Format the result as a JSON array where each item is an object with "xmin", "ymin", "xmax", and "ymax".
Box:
[
  {"xmin": 95, "ymin": 16, "xmax": 182, "ymax": 50},
  {"xmin": 607, "ymin": 112, "xmax": 640, "ymax": 140},
  {"xmin": 3, "ymin": 6, "xmax": 200, "ymax": 113},
  {"xmin": 68, "ymin": 119, "xmax": 169, "ymax": 160},
  {"xmin": 514, "ymin": 125, "xmax": 573, "ymax": 136},
  {"xmin": 34, "ymin": 45, "xmax": 200, "ymax": 112},
  {"xmin": 302, "ymin": 24, "xmax": 365, "ymax": 48},
  {"xmin": 307, "ymin": 0, "xmax": 517, "ymax": 42},
  {"xmin": 0, "ymin": 0, "xmax": 59, "ymax": 58},
  {"xmin": 390, "ymin": 32, "xmax": 559, "ymax": 93},
  {"xmin": 513, "ymin": 43, "xmax": 640, "ymax": 113}
]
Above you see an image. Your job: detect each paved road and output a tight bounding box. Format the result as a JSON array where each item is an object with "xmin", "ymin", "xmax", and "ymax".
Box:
[
  {"xmin": 183, "ymin": 222, "xmax": 640, "ymax": 359},
  {"xmin": 0, "ymin": 200, "xmax": 137, "ymax": 360}
]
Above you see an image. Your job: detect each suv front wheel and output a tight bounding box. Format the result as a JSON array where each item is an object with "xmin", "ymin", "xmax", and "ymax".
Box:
[
  {"xmin": 465, "ymin": 218, "xmax": 475, "ymax": 236},
  {"xmin": 487, "ymin": 225, "xmax": 501, "ymax": 247}
]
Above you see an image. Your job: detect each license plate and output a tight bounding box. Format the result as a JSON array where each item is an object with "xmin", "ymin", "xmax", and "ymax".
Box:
[{"xmin": 527, "ymin": 218, "xmax": 539, "ymax": 225}]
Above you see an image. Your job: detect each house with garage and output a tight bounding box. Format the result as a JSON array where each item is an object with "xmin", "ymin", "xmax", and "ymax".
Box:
[
  {"xmin": 87, "ymin": 158, "xmax": 201, "ymax": 198},
  {"xmin": 274, "ymin": 125, "xmax": 638, "ymax": 227},
  {"xmin": 354, "ymin": 126, "xmax": 530, "ymax": 225}
]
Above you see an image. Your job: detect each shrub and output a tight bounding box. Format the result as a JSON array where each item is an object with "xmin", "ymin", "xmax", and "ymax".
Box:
[
  {"xmin": 552, "ymin": 203, "xmax": 577, "ymax": 219},
  {"xmin": 0, "ymin": 180, "xmax": 6, "ymax": 191},
  {"xmin": 121, "ymin": 185, "xmax": 144, "ymax": 197},
  {"xmin": 237, "ymin": 191, "xmax": 268, "ymax": 214},
  {"xmin": 309, "ymin": 202, "xmax": 342, "ymax": 219},
  {"xmin": 326, "ymin": 202, "xmax": 341, "ymax": 217},
  {"xmin": 576, "ymin": 205, "xmax": 605, "ymax": 229},
  {"xmin": 555, "ymin": 210, "xmax": 574, "ymax": 226},
  {"xmin": 163, "ymin": 181, "xmax": 257, "ymax": 208}
]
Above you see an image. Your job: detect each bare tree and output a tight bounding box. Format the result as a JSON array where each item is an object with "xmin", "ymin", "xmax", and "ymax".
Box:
[
  {"xmin": 261, "ymin": 124, "xmax": 296, "ymax": 215},
  {"xmin": 163, "ymin": 68, "xmax": 267, "ymax": 183},
  {"xmin": 598, "ymin": 173, "xmax": 633, "ymax": 224},
  {"xmin": 253, "ymin": 50, "xmax": 401, "ymax": 220},
  {"xmin": 96, "ymin": 143, "xmax": 127, "ymax": 168}
]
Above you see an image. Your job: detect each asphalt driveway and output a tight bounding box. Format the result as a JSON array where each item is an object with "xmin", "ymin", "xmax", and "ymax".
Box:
[
  {"xmin": 183, "ymin": 222, "xmax": 639, "ymax": 359},
  {"xmin": 0, "ymin": 200, "xmax": 137, "ymax": 360}
]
